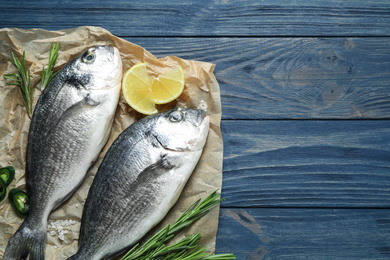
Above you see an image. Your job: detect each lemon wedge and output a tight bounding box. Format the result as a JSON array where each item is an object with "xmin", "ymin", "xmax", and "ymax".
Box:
[
  {"xmin": 151, "ymin": 66, "xmax": 185, "ymax": 104},
  {"xmin": 122, "ymin": 63, "xmax": 185, "ymax": 115}
]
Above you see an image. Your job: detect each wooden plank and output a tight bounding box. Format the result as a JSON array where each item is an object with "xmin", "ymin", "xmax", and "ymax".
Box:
[
  {"xmin": 215, "ymin": 208, "xmax": 390, "ymax": 259},
  {"xmin": 0, "ymin": 0, "xmax": 390, "ymax": 36},
  {"xmin": 126, "ymin": 37, "xmax": 390, "ymax": 120},
  {"xmin": 220, "ymin": 120, "xmax": 390, "ymax": 208}
]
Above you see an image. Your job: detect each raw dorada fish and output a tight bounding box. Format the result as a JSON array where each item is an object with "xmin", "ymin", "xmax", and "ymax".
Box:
[
  {"xmin": 68, "ymin": 108, "xmax": 210, "ymax": 260},
  {"xmin": 4, "ymin": 46, "xmax": 122, "ymax": 260}
]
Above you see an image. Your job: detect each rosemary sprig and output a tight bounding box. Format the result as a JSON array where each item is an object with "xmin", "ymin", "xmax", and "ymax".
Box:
[
  {"xmin": 41, "ymin": 42, "xmax": 60, "ymax": 90},
  {"xmin": 146, "ymin": 232, "xmax": 236, "ymax": 260},
  {"xmin": 121, "ymin": 190, "xmax": 236, "ymax": 260},
  {"xmin": 4, "ymin": 43, "xmax": 61, "ymax": 119},
  {"xmin": 4, "ymin": 51, "xmax": 34, "ymax": 119}
]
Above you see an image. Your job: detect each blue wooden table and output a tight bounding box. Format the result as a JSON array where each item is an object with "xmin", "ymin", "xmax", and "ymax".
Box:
[{"xmin": 1, "ymin": 0, "xmax": 390, "ymax": 259}]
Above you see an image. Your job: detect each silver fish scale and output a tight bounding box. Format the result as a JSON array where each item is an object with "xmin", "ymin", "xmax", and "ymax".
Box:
[{"xmin": 79, "ymin": 132, "xmax": 163, "ymax": 242}]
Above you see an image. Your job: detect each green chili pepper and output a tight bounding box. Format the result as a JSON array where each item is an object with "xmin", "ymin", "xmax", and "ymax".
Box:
[
  {"xmin": 0, "ymin": 166, "xmax": 15, "ymax": 186},
  {"xmin": 9, "ymin": 188, "xmax": 30, "ymax": 217},
  {"xmin": 0, "ymin": 178, "xmax": 6, "ymax": 202}
]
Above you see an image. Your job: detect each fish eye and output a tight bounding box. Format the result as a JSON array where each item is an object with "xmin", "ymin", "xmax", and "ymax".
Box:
[
  {"xmin": 82, "ymin": 51, "xmax": 96, "ymax": 64},
  {"xmin": 169, "ymin": 111, "xmax": 183, "ymax": 123}
]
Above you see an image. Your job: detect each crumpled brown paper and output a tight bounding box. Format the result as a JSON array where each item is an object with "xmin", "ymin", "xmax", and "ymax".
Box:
[{"xmin": 0, "ymin": 26, "xmax": 223, "ymax": 259}]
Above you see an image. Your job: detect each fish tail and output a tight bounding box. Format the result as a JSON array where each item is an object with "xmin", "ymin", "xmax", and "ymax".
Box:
[{"xmin": 4, "ymin": 218, "xmax": 46, "ymax": 260}]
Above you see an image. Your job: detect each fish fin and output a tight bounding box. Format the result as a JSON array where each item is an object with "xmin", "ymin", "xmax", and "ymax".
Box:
[
  {"xmin": 158, "ymin": 153, "xmax": 176, "ymax": 170},
  {"xmin": 135, "ymin": 154, "xmax": 175, "ymax": 185},
  {"xmin": 30, "ymin": 82, "xmax": 99, "ymax": 144},
  {"xmin": 4, "ymin": 218, "xmax": 46, "ymax": 260}
]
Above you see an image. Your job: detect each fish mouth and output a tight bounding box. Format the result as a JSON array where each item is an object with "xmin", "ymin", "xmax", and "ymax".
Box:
[
  {"xmin": 201, "ymin": 115, "xmax": 209, "ymax": 129},
  {"xmin": 198, "ymin": 110, "xmax": 209, "ymax": 135},
  {"xmin": 194, "ymin": 114, "xmax": 210, "ymax": 148},
  {"xmin": 108, "ymin": 46, "xmax": 115, "ymax": 61},
  {"xmin": 185, "ymin": 111, "xmax": 210, "ymax": 152},
  {"xmin": 198, "ymin": 109, "xmax": 207, "ymax": 122},
  {"xmin": 197, "ymin": 109, "xmax": 209, "ymax": 132},
  {"xmin": 193, "ymin": 108, "xmax": 208, "ymax": 127},
  {"xmin": 107, "ymin": 46, "xmax": 121, "ymax": 67},
  {"xmin": 111, "ymin": 47, "xmax": 120, "ymax": 63}
]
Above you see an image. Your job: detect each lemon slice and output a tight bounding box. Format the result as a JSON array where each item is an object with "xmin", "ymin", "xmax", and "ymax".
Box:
[
  {"xmin": 122, "ymin": 63, "xmax": 185, "ymax": 115},
  {"xmin": 151, "ymin": 66, "xmax": 185, "ymax": 104}
]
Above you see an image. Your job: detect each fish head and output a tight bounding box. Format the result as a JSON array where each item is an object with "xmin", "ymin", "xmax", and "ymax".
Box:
[
  {"xmin": 152, "ymin": 108, "xmax": 210, "ymax": 152},
  {"xmin": 67, "ymin": 45, "xmax": 122, "ymax": 90}
]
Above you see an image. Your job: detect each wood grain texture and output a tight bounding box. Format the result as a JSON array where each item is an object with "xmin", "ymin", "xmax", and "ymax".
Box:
[
  {"xmin": 220, "ymin": 120, "xmax": 390, "ymax": 208},
  {"xmin": 0, "ymin": 0, "xmax": 390, "ymax": 36},
  {"xmin": 126, "ymin": 37, "xmax": 390, "ymax": 119},
  {"xmin": 2, "ymin": 1, "xmax": 390, "ymax": 259},
  {"xmin": 215, "ymin": 208, "xmax": 390, "ymax": 259}
]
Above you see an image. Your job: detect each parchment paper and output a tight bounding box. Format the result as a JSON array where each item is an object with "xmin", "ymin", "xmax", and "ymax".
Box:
[{"xmin": 0, "ymin": 26, "xmax": 223, "ymax": 259}]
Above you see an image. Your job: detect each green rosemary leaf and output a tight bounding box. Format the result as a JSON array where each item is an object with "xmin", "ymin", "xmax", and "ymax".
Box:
[
  {"xmin": 200, "ymin": 254, "xmax": 237, "ymax": 260},
  {"xmin": 4, "ymin": 51, "xmax": 34, "ymax": 119},
  {"xmin": 5, "ymin": 83, "xmax": 22, "ymax": 86},
  {"xmin": 4, "ymin": 73, "xmax": 20, "ymax": 78},
  {"xmin": 153, "ymin": 233, "xmax": 201, "ymax": 258},
  {"xmin": 41, "ymin": 42, "xmax": 60, "ymax": 90}
]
